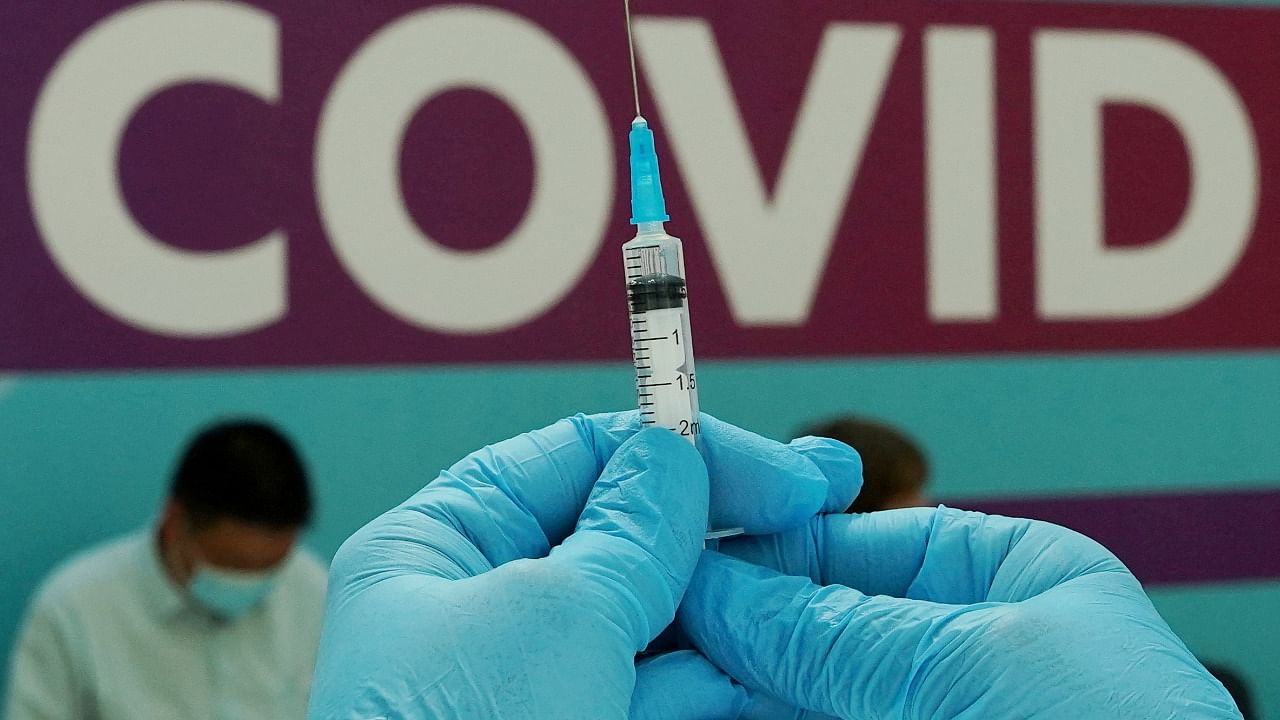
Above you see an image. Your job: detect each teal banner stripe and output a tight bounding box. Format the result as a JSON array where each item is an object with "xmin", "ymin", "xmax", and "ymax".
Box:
[
  {"xmin": 3, "ymin": 350, "xmax": 1280, "ymax": 511},
  {"xmin": 1147, "ymin": 581, "xmax": 1280, "ymax": 719},
  {"xmin": 702, "ymin": 352, "xmax": 1280, "ymax": 499},
  {"xmin": 2, "ymin": 351, "xmax": 1278, "ymax": 714}
]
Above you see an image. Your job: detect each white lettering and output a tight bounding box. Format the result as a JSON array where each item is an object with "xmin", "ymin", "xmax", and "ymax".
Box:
[
  {"xmin": 28, "ymin": 1, "xmax": 285, "ymax": 338},
  {"xmin": 636, "ymin": 20, "xmax": 901, "ymax": 325},
  {"xmin": 315, "ymin": 6, "xmax": 611, "ymax": 334},
  {"xmin": 1035, "ymin": 31, "xmax": 1258, "ymax": 319},
  {"xmin": 926, "ymin": 27, "xmax": 998, "ymax": 322}
]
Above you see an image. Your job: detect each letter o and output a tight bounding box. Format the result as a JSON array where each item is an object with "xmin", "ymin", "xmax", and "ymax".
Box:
[{"xmin": 316, "ymin": 6, "xmax": 613, "ymax": 334}]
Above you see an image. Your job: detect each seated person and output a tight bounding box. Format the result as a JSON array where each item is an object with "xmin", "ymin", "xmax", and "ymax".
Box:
[
  {"xmin": 6, "ymin": 420, "xmax": 327, "ymax": 720},
  {"xmin": 798, "ymin": 415, "xmax": 929, "ymax": 512},
  {"xmin": 1202, "ymin": 662, "xmax": 1255, "ymax": 719}
]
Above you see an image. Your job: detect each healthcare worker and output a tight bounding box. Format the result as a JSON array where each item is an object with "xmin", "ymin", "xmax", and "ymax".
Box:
[
  {"xmin": 308, "ymin": 412, "xmax": 1241, "ymax": 719},
  {"xmin": 6, "ymin": 420, "xmax": 327, "ymax": 720}
]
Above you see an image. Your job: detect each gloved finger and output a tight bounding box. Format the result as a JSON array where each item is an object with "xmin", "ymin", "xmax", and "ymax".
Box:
[
  {"xmin": 678, "ymin": 551, "xmax": 962, "ymax": 720},
  {"xmin": 714, "ymin": 518, "xmax": 826, "ymax": 586},
  {"xmin": 552, "ymin": 428, "xmax": 707, "ymax": 650},
  {"xmin": 327, "ymin": 413, "xmax": 638, "ymax": 592},
  {"xmin": 331, "ymin": 411, "xmax": 858, "ymax": 591},
  {"xmin": 714, "ymin": 509, "xmax": 940, "ymax": 590},
  {"xmin": 785, "ymin": 435, "xmax": 862, "ymax": 513},
  {"xmin": 558, "ymin": 413, "xmax": 857, "ymax": 542},
  {"xmin": 320, "ymin": 432, "xmax": 707, "ymax": 718},
  {"xmin": 718, "ymin": 506, "xmax": 1132, "ymax": 604},
  {"xmin": 819, "ymin": 506, "xmax": 1131, "ymax": 604},
  {"xmin": 702, "ymin": 416, "xmax": 861, "ymax": 534},
  {"xmin": 631, "ymin": 651, "xmax": 747, "ymax": 720}
]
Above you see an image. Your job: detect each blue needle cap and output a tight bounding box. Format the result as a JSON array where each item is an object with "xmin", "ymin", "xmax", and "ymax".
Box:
[{"xmin": 629, "ymin": 116, "xmax": 670, "ymax": 225}]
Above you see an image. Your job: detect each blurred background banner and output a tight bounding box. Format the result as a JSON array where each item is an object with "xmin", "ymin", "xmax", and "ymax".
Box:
[
  {"xmin": 2, "ymin": 0, "xmax": 1278, "ymax": 716},
  {"xmin": 3, "ymin": 0, "xmax": 1280, "ymax": 368}
]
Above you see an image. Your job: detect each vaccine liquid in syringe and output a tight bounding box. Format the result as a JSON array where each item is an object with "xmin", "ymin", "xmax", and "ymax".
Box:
[{"xmin": 625, "ymin": 226, "xmax": 700, "ymax": 444}]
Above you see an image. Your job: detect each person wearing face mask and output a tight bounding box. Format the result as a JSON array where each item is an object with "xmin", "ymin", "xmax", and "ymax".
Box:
[{"xmin": 5, "ymin": 420, "xmax": 327, "ymax": 720}]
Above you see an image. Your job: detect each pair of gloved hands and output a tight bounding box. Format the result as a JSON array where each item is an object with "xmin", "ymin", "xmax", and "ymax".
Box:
[{"xmin": 307, "ymin": 412, "xmax": 1240, "ymax": 719}]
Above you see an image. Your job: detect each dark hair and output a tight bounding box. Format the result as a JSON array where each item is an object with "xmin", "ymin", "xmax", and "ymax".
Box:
[
  {"xmin": 171, "ymin": 420, "xmax": 312, "ymax": 528},
  {"xmin": 798, "ymin": 417, "xmax": 927, "ymax": 513},
  {"xmin": 1201, "ymin": 662, "xmax": 1253, "ymax": 718}
]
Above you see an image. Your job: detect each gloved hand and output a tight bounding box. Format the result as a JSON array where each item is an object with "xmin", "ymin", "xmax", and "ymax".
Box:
[
  {"xmin": 680, "ymin": 506, "xmax": 1242, "ymax": 720},
  {"xmin": 306, "ymin": 411, "xmax": 860, "ymax": 719}
]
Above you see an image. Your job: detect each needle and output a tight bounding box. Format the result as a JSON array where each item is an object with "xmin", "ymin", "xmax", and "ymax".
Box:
[{"xmin": 624, "ymin": 0, "xmax": 642, "ymax": 117}]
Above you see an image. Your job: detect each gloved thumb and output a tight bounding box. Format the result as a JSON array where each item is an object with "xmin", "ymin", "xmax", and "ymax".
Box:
[
  {"xmin": 550, "ymin": 427, "xmax": 708, "ymax": 652},
  {"xmin": 679, "ymin": 551, "xmax": 963, "ymax": 720},
  {"xmin": 631, "ymin": 651, "xmax": 747, "ymax": 720}
]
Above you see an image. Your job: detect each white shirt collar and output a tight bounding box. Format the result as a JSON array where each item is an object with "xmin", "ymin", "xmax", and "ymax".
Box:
[{"xmin": 138, "ymin": 529, "xmax": 192, "ymax": 622}]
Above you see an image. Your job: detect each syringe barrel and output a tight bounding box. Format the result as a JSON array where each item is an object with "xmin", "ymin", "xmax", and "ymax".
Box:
[{"xmin": 624, "ymin": 227, "xmax": 700, "ymax": 444}]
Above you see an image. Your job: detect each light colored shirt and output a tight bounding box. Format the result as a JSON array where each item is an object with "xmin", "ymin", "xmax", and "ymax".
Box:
[{"xmin": 5, "ymin": 530, "xmax": 328, "ymax": 720}]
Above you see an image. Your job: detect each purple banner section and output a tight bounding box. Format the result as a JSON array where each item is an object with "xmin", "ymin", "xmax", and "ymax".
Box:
[
  {"xmin": 5, "ymin": 1, "xmax": 1280, "ymax": 369},
  {"xmin": 961, "ymin": 488, "xmax": 1280, "ymax": 587}
]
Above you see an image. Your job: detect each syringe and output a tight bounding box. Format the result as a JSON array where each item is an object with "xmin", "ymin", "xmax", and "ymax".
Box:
[
  {"xmin": 625, "ymin": 120, "xmax": 698, "ymax": 444},
  {"xmin": 622, "ymin": 1, "xmax": 740, "ymax": 541},
  {"xmin": 622, "ymin": 0, "xmax": 697, "ymax": 446}
]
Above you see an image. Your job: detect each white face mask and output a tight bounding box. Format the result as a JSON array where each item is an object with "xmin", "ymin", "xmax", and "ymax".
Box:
[{"xmin": 188, "ymin": 563, "xmax": 279, "ymax": 620}]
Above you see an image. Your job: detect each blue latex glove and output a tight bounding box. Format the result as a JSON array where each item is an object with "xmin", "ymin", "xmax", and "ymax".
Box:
[
  {"xmin": 307, "ymin": 412, "xmax": 860, "ymax": 719},
  {"xmin": 681, "ymin": 507, "xmax": 1242, "ymax": 720}
]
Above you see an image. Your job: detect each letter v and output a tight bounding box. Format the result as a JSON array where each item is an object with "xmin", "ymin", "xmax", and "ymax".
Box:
[{"xmin": 635, "ymin": 20, "xmax": 901, "ymax": 325}]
